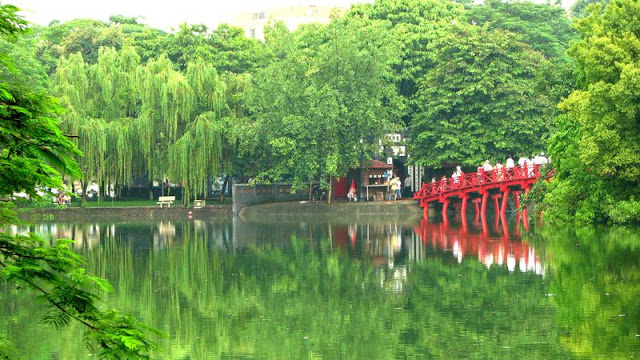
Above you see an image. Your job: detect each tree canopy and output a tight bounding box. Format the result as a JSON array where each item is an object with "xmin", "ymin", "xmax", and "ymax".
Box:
[
  {"xmin": 540, "ymin": 0, "xmax": 640, "ymax": 224},
  {"xmin": 243, "ymin": 17, "xmax": 401, "ymax": 192},
  {"xmin": 410, "ymin": 23, "xmax": 552, "ymax": 167}
]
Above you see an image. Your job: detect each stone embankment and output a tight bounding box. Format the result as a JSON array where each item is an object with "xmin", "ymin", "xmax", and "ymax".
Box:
[{"xmin": 21, "ymin": 200, "xmax": 422, "ymax": 222}]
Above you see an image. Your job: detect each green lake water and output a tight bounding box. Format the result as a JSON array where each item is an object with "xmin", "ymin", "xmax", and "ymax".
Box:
[{"xmin": 1, "ymin": 213, "xmax": 639, "ymax": 359}]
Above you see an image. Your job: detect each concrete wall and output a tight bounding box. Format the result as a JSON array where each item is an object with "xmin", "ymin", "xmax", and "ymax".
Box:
[{"xmin": 232, "ymin": 184, "xmax": 308, "ymax": 214}]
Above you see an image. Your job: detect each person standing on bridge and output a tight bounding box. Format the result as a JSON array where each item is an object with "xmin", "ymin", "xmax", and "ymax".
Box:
[
  {"xmin": 518, "ymin": 156, "xmax": 526, "ymax": 167},
  {"xmin": 439, "ymin": 175, "xmax": 447, "ymax": 192},
  {"xmin": 526, "ymin": 157, "xmax": 535, "ymax": 177},
  {"xmin": 496, "ymin": 163, "xmax": 504, "ymax": 181},
  {"xmin": 506, "ymin": 156, "xmax": 515, "ymax": 178},
  {"xmin": 452, "ymin": 166, "xmax": 460, "ymax": 184},
  {"xmin": 506, "ymin": 156, "xmax": 515, "ymax": 169}
]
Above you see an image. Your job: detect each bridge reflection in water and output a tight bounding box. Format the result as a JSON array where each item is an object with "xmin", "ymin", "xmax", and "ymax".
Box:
[
  {"xmin": 331, "ymin": 211, "xmax": 545, "ymax": 284},
  {"xmin": 412, "ymin": 213, "xmax": 544, "ymax": 275}
]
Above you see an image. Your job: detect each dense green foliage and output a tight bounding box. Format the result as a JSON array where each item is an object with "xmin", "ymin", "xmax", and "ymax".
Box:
[
  {"xmin": 0, "ymin": 5, "xmax": 157, "ymax": 358},
  {"xmin": 466, "ymin": 0, "xmax": 575, "ymax": 60},
  {"xmin": 540, "ymin": 0, "xmax": 640, "ymax": 224},
  {"xmin": 410, "ymin": 24, "xmax": 553, "ymax": 166},
  {"xmin": 347, "ymin": 0, "xmax": 466, "ymax": 125},
  {"xmin": 244, "ymin": 18, "xmax": 400, "ymax": 190}
]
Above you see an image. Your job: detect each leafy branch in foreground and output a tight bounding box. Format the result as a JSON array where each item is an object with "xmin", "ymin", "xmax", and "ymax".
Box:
[{"xmin": 0, "ymin": 229, "xmax": 161, "ymax": 358}]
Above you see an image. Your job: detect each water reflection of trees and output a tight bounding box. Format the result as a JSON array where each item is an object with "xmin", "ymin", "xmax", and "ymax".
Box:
[
  {"xmin": 4, "ymin": 219, "xmax": 638, "ymax": 358},
  {"xmin": 528, "ymin": 227, "xmax": 640, "ymax": 358}
]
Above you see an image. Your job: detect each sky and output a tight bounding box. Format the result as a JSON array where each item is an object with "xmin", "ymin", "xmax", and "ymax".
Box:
[{"xmin": 9, "ymin": 0, "xmax": 372, "ymax": 31}]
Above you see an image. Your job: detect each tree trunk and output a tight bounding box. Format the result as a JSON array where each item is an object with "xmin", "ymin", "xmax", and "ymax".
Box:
[
  {"xmin": 328, "ymin": 176, "xmax": 333, "ymax": 204},
  {"xmin": 308, "ymin": 183, "xmax": 313, "ymax": 201},
  {"xmin": 80, "ymin": 179, "xmax": 88, "ymax": 208},
  {"xmin": 182, "ymin": 186, "xmax": 189, "ymax": 208},
  {"xmin": 149, "ymin": 180, "xmax": 154, "ymax": 200},
  {"xmin": 220, "ymin": 175, "xmax": 230, "ymax": 204},
  {"xmin": 100, "ymin": 180, "xmax": 105, "ymax": 203}
]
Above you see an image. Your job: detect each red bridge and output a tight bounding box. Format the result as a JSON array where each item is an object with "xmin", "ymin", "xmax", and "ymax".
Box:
[{"xmin": 413, "ymin": 165, "xmax": 545, "ymax": 219}]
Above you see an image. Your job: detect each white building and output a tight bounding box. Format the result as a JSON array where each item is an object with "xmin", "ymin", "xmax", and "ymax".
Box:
[{"xmin": 231, "ymin": 4, "xmax": 346, "ymax": 40}]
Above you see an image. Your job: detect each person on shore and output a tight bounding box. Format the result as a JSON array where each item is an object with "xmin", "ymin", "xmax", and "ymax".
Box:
[
  {"xmin": 390, "ymin": 175, "xmax": 399, "ymax": 201},
  {"xmin": 395, "ymin": 175, "xmax": 402, "ymax": 200},
  {"xmin": 404, "ymin": 176, "xmax": 412, "ymax": 197}
]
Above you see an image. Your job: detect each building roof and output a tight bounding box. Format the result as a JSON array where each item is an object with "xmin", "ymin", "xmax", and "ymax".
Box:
[{"xmin": 366, "ymin": 159, "xmax": 393, "ymax": 169}]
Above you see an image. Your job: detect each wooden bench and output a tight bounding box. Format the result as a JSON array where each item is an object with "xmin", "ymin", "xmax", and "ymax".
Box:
[{"xmin": 157, "ymin": 196, "xmax": 176, "ymax": 208}]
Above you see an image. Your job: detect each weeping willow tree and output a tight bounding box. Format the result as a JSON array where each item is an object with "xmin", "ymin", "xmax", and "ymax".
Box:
[
  {"xmin": 168, "ymin": 112, "xmax": 223, "ymax": 204},
  {"xmin": 51, "ymin": 46, "xmax": 236, "ymax": 204},
  {"xmin": 52, "ymin": 50, "xmax": 141, "ymax": 203},
  {"xmin": 91, "ymin": 47, "xmax": 140, "ymax": 120}
]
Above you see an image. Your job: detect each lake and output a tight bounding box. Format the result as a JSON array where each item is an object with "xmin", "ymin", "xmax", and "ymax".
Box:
[{"xmin": 2, "ymin": 211, "xmax": 639, "ymax": 359}]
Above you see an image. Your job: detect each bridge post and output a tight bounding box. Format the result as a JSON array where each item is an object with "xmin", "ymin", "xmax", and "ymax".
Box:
[
  {"xmin": 491, "ymin": 193, "xmax": 502, "ymax": 218},
  {"xmin": 461, "ymin": 210, "xmax": 468, "ymax": 233},
  {"xmin": 480, "ymin": 191, "xmax": 489, "ymax": 218},
  {"xmin": 500, "ymin": 188, "xmax": 511, "ymax": 214},
  {"xmin": 472, "ymin": 198, "xmax": 481, "ymax": 216},
  {"xmin": 520, "ymin": 187, "xmax": 531, "ymax": 226},
  {"xmin": 512, "ymin": 191, "xmax": 522, "ymax": 212},
  {"xmin": 441, "ymin": 198, "xmax": 450, "ymax": 218},
  {"xmin": 423, "ymin": 202, "xmax": 429, "ymax": 218},
  {"xmin": 461, "ymin": 194, "xmax": 469, "ymax": 217}
]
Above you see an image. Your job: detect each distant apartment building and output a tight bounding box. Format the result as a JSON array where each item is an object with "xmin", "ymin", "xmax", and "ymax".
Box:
[{"xmin": 232, "ymin": 4, "xmax": 346, "ymax": 40}]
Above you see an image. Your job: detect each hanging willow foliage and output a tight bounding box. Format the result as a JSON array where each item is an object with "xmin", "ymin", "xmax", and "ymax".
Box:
[
  {"xmin": 168, "ymin": 112, "xmax": 223, "ymax": 202},
  {"xmin": 103, "ymin": 119, "xmax": 135, "ymax": 187},
  {"xmin": 51, "ymin": 53, "xmax": 91, "ymax": 133},
  {"xmin": 186, "ymin": 58, "xmax": 227, "ymax": 117},
  {"xmin": 77, "ymin": 118, "xmax": 107, "ymax": 181},
  {"xmin": 50, "ymin": 46, "xmax": 236, "ymax": 198}
]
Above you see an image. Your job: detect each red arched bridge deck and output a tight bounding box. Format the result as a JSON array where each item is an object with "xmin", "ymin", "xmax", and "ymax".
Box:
[{"xmin": 413, "ymin": 165, "xmax": 544, "ymax": 218}]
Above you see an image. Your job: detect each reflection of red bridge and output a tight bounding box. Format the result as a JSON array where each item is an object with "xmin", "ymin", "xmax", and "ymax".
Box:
[
  {"xmin": 414, "ymin": 216, "xmax": 544, "ymax": 274},
  {"xmin": 413, "ymin": 165, "xmax": 544, "ymax": 218}
]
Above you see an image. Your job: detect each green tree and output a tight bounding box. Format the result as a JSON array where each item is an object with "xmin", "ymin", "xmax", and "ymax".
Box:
[
  {"xmin": 244, "ymin": 16, "xmax": 400, "ymax": 197},
  {"xmin": 541, "ymin": 0, "xmax": 640, "ymax": 224},
  {"xmin": 571, "ymin": 0, "xmax": 609, "ymax": 18},
  {"xmin": 346, "ymin": 0, "xmax": 466, "ymax": 126},
  {"xmin": 410, "ymin": 24, "xmax": 552, "ymax": 167},
  {"xmin": 466, "ymin": 0, "xmax": 576, "ymax": 60},
  {"xmin": 51, "ymin": 45, "xmax": 241, "ymax": 204},
  {"xmin": 0, "ymin": 4, "xmax": 157, "ymax": 357}
]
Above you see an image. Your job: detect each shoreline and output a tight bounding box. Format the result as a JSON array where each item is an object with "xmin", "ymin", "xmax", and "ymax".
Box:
[{"xmin": 19, "ymin": 200, "xmax": 423, "ymax": 222}]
